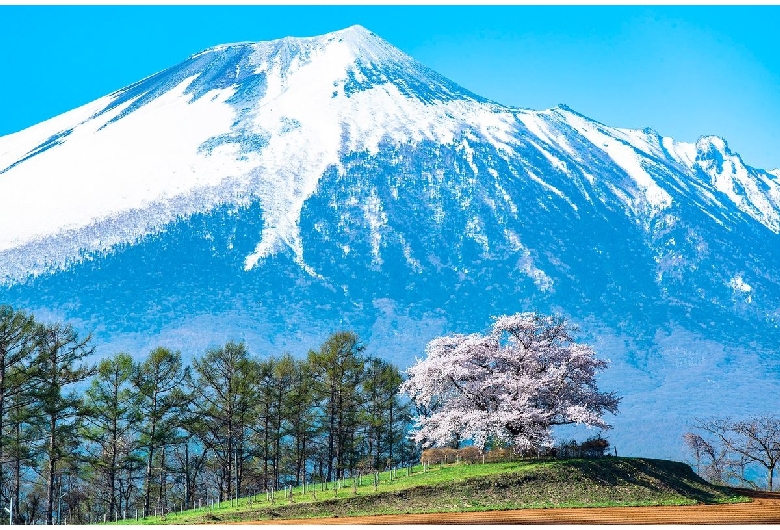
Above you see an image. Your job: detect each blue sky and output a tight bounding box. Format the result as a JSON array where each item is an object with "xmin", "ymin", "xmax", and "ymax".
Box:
[{"xmin": 2, "ymin": 5, "xmax": 779, "ymax": 169}]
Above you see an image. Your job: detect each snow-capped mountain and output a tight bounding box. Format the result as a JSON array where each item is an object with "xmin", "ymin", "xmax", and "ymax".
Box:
[{"xmin": 2, "ymin": 25, "xmax": 780, "ymax": 460}]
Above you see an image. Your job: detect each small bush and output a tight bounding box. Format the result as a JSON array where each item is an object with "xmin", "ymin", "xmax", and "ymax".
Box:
[
  {"xmin": 484, "ymin": 447, "xmax": 514, "ymax": 462},
  {"xmin": 421, "ymin": 441, "xmax": 593, "ymax": 465},
  {"xmin": 458, "ymin": 446, "xmax": 482, "ymax": 464},
  {"xmin": 422, "ymin": 446, "xmax": 483, "ymax": 464},
  {"xmin": 557, "ymin": 435, "xmax": 610, "ymax": 458},
  {"xmin": 421, "ymin": 448, "xmax": 444, "ymax": 464}
]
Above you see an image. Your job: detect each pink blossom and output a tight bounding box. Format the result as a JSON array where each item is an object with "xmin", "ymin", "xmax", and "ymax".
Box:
[{"xmin": 400, "ymin": 313, "xmax": 620, "ymax": 451}]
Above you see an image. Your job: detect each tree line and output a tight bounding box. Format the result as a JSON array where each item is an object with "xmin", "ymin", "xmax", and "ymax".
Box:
[{"xmin": 0, "ymin": 305, "xmax": 415, "ymax": 524}]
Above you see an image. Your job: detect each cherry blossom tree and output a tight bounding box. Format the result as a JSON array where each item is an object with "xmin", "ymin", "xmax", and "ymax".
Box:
[{"xmin": 400, "ymin": 313, "xmax": 620, "ymax": 453}]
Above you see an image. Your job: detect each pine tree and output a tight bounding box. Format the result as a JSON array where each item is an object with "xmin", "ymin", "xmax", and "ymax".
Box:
[
  {"xmin": 32, "ymin": 322, "xmax": 95, "ymax": 525},
  {"xmin": 362, "ymin": 357, "xmax": 403, "ymax": 469},
  {"xmin": 250, "ymin": 357, "xmax": 279, "ymax": 493},
  {"xmin": 132, "ymin": 347, "xmax": 187, "ymax": 516},
  {"xmin": 308, "ymin": 332, "xmax": 365, "ymax": 481},
  {"xmin": 270, "ymin": 354, "xmax": 296, "ymax": 489},
  {"xmin": 5, "ymin": 375, "xmax": 39, "ymax": 524},
  {"xmin": 285, "ymin": 358, "xmax": 317, "ymax": 485},
  {"xmin": 192, "ymin": 341, "xmax": 256, "ymax": 502},
  {"xmin": 0, "ymin": 305, "xmax": 37, "ymax": 515},
  {"xmin": 81, "ymin": 352, "xmax": 139, "ymax": 518}
]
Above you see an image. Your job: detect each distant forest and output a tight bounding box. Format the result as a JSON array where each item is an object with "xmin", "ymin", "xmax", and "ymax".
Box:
[{"xmin": 0, "ymin": 305, "xmax": 416, "ymax": 525}]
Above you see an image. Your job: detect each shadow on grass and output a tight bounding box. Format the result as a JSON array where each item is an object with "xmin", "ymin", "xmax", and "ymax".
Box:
[
  {"xmin": 193, "ymin": 457, "xmax": 745, "ymax": 523},
  {"xmin": 561, "ymin": 458, "xmax": 734, "ymax": 505}
]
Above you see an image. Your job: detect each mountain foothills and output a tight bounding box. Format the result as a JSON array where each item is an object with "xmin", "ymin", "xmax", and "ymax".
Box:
[{"xmin": 1, "ymin": 25, "xmax": 779, "ymax": 459}]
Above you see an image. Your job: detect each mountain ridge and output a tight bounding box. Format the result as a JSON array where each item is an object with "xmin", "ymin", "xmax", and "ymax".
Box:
[{"xmin": 2, "ymin": 25, "xmax": 779, "ymax": 461}]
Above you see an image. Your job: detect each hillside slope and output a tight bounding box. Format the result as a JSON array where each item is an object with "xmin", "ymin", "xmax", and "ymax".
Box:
[{"xmin": 119, "ymin": 458, "xmax": 746, "ymax": 524}]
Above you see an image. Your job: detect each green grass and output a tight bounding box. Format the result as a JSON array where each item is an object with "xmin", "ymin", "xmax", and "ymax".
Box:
[{"xmin": 109, "ymin": 457, "xmax": 750, "ymax": 524}]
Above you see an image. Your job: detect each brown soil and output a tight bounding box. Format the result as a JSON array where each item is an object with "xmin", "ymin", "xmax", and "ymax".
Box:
[{"xmin": 235, "ymin": 489, "xmax": 780, "ymax": 525}]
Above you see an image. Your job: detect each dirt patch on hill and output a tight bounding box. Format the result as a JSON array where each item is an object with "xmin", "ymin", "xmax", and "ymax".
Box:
[{"xmin": 238, "ymin": 489, "xmax": 780, "ymax": 524}]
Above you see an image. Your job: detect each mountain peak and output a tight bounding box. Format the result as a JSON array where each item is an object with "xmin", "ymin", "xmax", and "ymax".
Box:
[
  {"xmin": 328, "ymin": 25, "xmax": 403, "ymax": 64},
  {"xmin": 697, "ymin": 134, "xmax": 729, "ymax": 153},
  {"xmin": 187, "ymin": 25, "xmax": 399, "ymax": 73},
  {"xmin": 332, "ymin": 24, "xmax": 378, "ymax": 40}
]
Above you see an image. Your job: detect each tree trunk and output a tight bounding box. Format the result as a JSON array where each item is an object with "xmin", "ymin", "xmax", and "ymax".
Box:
[
  {"xmin": 157, "ymin": 446, "xmax": 166, "ymax": 511},
  {"xmin": 263, "ymin": 409, "xmax": 269, "ymax": 492},
  {"xmin": 46, "ymin": 416, "xmax": 56, "ymax": 526},
  {"xmin": 183, "ymin": 443, "xmax": 190, "ymax": 506},
  {"xmin": 274, "ymin": 393, "xmax": 282, "ymax": 490},
  {"xmin": 109, "ymin": 382, "xmax": 118, "ymax": 517},
  {"xmin": 388, "ymin": 400, "xmax": 394, "ymax": 465},
  {"xmin": 13, "ymin": 420, "xmax": 21, "ymax": 524},
  {"xmin": 226, "ymin": 414, "xmax": 233, "ymax": 502},
  {"xmin": 327, "ymin": 388, "xmax": 335, "ymax": 482},
  {"xmin": 143, "ymin": 392, "xmax": 158, "ymax": 515},
  {"xmin": 335, "ymin": 388, "xmax": 345, "ymax": 480},
  {"xmin": 144, "ymin": 442, "xmax": 155, "ymax": 514},
  {"xmin": 0, "ymin": 359, "xmax": 5, "ymax": 503}
]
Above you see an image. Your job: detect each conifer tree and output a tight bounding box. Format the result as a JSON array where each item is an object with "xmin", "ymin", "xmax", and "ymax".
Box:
[
  {"xmin": 32, "ymin": 322, "xmax": 94, "ymax": 525},
  {"xmin": 308, "ymin": 332, "xmax": 365, "ymax": 481},
  {"xmin": 133, "ymin": 347, "xmax": 188, "ymax": 516},
  {"xmin": 362, "ymin": 357, "xmax": 404, "ymax": 469},
  {"xmin": 270, "ymin": 353, "xmax": 296, "ymax": 488},
  {"xmin": 81, "ymin": 352, "xmax": 138, "ymax": 517},
  {"xmin": 286, "ymin": 358, "xmax": 317, "ymax": 485},
  {"xmin": 6, "ymin": 375, "xmax": 39, "ymax": 524},
  {"xmin": 0, "ymin": 306, "xmax": 37, "ymax": 514},
  {"xmin": 192, "ymin": 341, "xmax": 256, "ymax": 501}
]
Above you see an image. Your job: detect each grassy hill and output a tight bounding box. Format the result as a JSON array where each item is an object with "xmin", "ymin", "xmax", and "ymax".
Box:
[{"xmin": 112, "ymin": 457, "xmax": 748, "ymax": 524}]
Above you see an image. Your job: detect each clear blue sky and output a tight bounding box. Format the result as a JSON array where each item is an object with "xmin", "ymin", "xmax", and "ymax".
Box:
[{"xmin": 2, "ymin": 5, "xmax": 779, "ymax": 169}]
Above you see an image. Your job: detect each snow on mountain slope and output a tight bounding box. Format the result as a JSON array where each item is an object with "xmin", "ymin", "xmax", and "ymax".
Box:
[
  {"xmin": 0, "ymin": 79, "xmax": 244, "ymax": 244},
  {"xmin": 2, "ymin": 25, "xmax": 780, "ymax": 287},
  {"xmin": 694, "ymin": 136, "xmax": 780, "ymax": 232},
  {"xmin": 0, "ymin": 26, "xmax": 519, "ymax": 282},
  {"xmin": 550, "ymin": 107, "xmax": 674, "ymax": 214}
]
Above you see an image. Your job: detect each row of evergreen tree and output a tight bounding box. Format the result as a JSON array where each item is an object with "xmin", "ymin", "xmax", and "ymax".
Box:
[{"xmin": 0, "ymin": 305, "xmax": 416, "ymax": 525}]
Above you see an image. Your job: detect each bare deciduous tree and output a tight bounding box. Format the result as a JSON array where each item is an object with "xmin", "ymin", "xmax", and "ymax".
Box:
[{"xmin": 689, "ymin": 416, "xmax": 780, "ymax": 491}]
